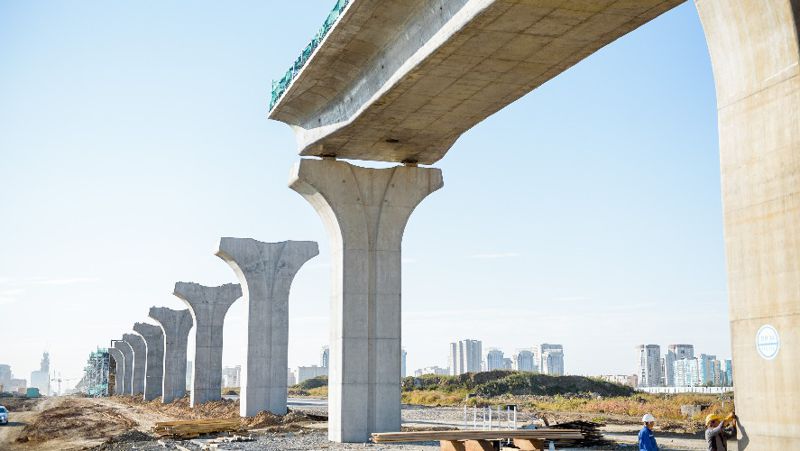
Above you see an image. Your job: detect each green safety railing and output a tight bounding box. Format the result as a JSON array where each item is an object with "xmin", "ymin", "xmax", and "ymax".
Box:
[{"xmin": 269, "ymin": 0, "xmax": 351, "ymax": 111}]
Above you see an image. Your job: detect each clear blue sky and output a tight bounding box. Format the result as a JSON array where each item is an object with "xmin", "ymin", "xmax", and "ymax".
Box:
[{"xmin": 0, "ymin": 1, "xmax": 727, "ymax": 388}]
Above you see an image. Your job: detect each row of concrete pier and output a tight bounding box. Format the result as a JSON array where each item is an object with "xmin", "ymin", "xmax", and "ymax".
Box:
[{"xmin": 108, "ymin": 238, "xmax": 318, "ymax": 417}]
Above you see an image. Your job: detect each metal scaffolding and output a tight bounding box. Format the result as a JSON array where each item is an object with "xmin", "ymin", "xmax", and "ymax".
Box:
[{"xmin": 80, "ymin": 348, "xmax": 110, "ymax": 397}]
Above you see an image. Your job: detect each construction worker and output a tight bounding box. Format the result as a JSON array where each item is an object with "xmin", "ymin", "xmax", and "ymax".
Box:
[
  {"xmin": 705, "ymin": 412, "xmax": 736, "ymax": 451},
  {"xmin": 638, "ymin": 413, "xmax": 659, "ymax": 451}
]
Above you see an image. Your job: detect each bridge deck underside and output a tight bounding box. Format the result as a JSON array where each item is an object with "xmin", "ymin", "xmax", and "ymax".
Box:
[{"xmin": 270, "ymin": 0, "xmax": 684, "ymax": 164}]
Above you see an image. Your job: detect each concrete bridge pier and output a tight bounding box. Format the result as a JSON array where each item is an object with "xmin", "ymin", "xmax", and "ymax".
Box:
[
  {"xmin": 133, "ymin": 322, "xmax": 165, "ymax": 401},
  {"xmin": 149, "ymin": 306, "xmax": 193, "ymax": 403},
  {"xmin": 122, "ymin": 333, "xmax": 146, "ymax": 395},
  {"xmin": 108, "ymin": 346, "xmax": 125, "ymax": 395},
  {"xmin": 696, "ymin": 0, "xmax": 800, "ymax": 447},
  {"xmin": 173, "ymin": 282, "xmax": 241, "ymax": 407},
  {"xmin": 290, "ymin": 158, "xmax": 443, "ymax": 442},
  {"xmin": 216, "ymin": 238, "xmax": 319, "ymax": 417},
  {"xmin": 113, "ymin": 340, "xmax": 134, "ymax": 395}
]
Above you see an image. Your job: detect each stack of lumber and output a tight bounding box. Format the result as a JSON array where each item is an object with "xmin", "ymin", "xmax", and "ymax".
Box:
[
  {"xmin": 549, "ymin": 421, "xmax": 607, "ymax": 447},
  {"xmin": 372, "ymin": 428, "xmax": 583, "ymax": 443},
  {"xmin": 152, "ymin": 418, "xmax": 242, "ymax": 439}
]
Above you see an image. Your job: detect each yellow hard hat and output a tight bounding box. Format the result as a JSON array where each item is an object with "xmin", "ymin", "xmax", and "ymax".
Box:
[{"xmin": 705, "ymin": 414, "xmax": 722, "ymax": 426}]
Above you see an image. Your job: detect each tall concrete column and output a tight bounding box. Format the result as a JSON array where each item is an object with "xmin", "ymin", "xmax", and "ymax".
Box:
[
  {"xmin": 133, "ymin": 322, "xmax": 164, "ymax": 401},
  {"xmin": 696, "ymin": 1, "xmax": 800, "ymax": 448},
  {"xmin": 289, "ymin": 158, "xmax": 443, "ymax": 442},
  {"xmin": 149, "ymin": 306, "xmax": 193, "ymax": 403},
  {"xmin": 123, "ymin": 333, "xmax": 147, "ymax": 395},
  {"xmin": 216, "ymin": 238, "xmax": 319, "ymax": 417},
  {"xmin": 108, "ymin": 346, "xmax": 125, "ymax": 395},
  {"xmin": 114, "ymin": 339, "xmax": 134, "ymax": 395},
  {"xmin": 173, "ymin": 282, "xmax": 241, "ymax": 406}
]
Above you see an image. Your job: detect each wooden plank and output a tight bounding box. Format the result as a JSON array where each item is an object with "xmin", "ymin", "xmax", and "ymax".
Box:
[
  {"xmin": 513, "ymin": 438, "xmax": 545, "ymax": 450},
  {"xmin": 441, "ymin": 440, "xmax": 466, "ymax": 451},
  {"xmin": 464, "ymin": 440, "xmax": 495, "ymax": 451},
  {"xmin": 373, "ymin": 429, "xmax": 581, "ymax": 443}
]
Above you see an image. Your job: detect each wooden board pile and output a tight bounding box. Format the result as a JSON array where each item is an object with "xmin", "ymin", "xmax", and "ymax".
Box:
[
  {"xmin": 372, "ymin": 428, "xmax": 583, "ymax": 443},
  {"xmin": 152, "ymin": 419, "xmax": 242, "ymax": 439},
  {"xmin": 549, "ymin": 421, "xmax": 607, "ymax": 447}
]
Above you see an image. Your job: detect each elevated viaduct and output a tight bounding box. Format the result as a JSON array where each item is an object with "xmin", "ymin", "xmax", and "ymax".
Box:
[{"xmin": 270, "ymin": 0, "xmax": 800, "ymax": 447}]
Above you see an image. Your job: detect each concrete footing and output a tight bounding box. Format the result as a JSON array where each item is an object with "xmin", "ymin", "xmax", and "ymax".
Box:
[
  {"xmin": 216, "ymin": 237, "xmax": 319, "ymax": 417},
  {"xmin": 173, "ymin": 282, "xmax": 241, "ymax": 407},
  {"xmin": 123, "ymin": 333, "xmax": 147, "ymax": 396},
  {"xmin": 114, "ymin": 339, "xmax": 135, "ymax": 395},
  {"xmin": 149, "ymin": 306, "xmax": 193, "ymax": 403},
  {"xmin": 290, "ymin": 158, "xmax": 443, "ymax": 442},
  {"xmin": 133, "ymin": 322, "xmax": 165, "ymax": 401},
  {"xmin": 108, "ymin": 346, "xmax": 125, "ymax": 395}
]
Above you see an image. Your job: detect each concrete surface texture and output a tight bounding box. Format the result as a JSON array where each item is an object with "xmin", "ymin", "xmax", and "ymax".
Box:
[
  {"xmin": 107, "ymin": 347, "xmax": 125, "ymax": 395},
  {"xmin": 173, "ymin": 282, "xmax": 242, "ymax": 407},
  {"xmin": 695, "ymin": 0, "xmax": 800, "ymax": 448},
  {"xmin": 290, "ymin": 158, "xmax": 443, "ymax": 442},
  {"xmin": 149, "ymin": 306, "xmax": 193, "ymax": 403},
  {"xmin": 216, "ymin": 238, "xmax": 319, "ymax": 417},
  {"xmin": 132, "ymin": 322, "xmax": 165, "ymax": 401},
  {"xmin": 122, "ymin": 333, "xmax": 147, "ymax": 396},
  {"xmin": 113, "ymin": 340, "xmax": 134, "ymax": 395},
  {"xmin": 269, "ymin": 0, "xmax": 682, "ymax": 164}
]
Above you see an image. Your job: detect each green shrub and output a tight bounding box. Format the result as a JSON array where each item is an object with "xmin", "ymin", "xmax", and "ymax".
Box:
[{"xmin": 294, "ymin": 375, "xmax": 328, "ymax": 390}]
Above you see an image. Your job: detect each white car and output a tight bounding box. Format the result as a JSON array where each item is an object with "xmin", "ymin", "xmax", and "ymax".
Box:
[{"xmin": 0, "ymin": 405, "xmax": 7, "ymax": 425}]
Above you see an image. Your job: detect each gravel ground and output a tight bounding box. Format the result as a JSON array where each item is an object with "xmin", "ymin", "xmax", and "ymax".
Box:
[{"xmin": 95, "ymin": 430, "xmax": 442, "ymax": 450}]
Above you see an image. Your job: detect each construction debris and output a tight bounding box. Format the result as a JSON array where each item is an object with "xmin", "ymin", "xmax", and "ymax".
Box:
[
  {"xmin": 549, "ymin": 420, "xmax": 609, "ymax": 447},
  {"xmin": 152, "ymin": 419, "xmax": 243, "ymax": 439},
  {"xmin": 371, "ymin": 428, "xmax": 583, "ymax": 443}
]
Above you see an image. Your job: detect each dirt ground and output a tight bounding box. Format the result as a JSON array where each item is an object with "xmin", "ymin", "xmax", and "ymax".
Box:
[
  {"xmin": 0, "ymin": 396, "xmax": 732, "ymax": 450},
  {"xmin": 0, "ymin": 396, "xmax": 170, "ymax": 451}
]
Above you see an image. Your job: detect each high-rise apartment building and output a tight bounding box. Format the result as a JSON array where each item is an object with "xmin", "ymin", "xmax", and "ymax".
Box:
[
  {"xmin": 636, "ymin": 344, "xmax": 661, "ymax": 387},
  {"xmin": 0, "ymin": 364, "xmax": 11, "ymax": 390},
  {"xmin": 449, "ymin": 339, "xmax": 482, "ymax": 375},
  {"xmin": 540, "ymin": 344, "xmax": 564, "ymax": 376},
  {"xmin": 699, "ymin": 354, "xmax": 717, "ymax": 386},
  {"xmin": 401, "ymin": 349, "xmax": 407, "ymax": 378},
  {"xmin": 675, "ymin": 357, "xmax": 700, "ymax": 387},
  {"xmin": 30, "ymin": 352, "xmax": 51, "ymax": 395},
  {"xmin": 513, "ymin": 350, "xmax": 536, "ymax": 372},
  {"xmin": 663, "ymin": 344, "xmax": 694, "ymax": 387},
  {"xmin": 724, "ymin": 360, "xmax": 733, "ymax": 386},
  {"xmin": 486, "ymin": 349, "xmax": 505, "ymax": 371},
  {"xmin": 321, "ymin": 346, "xmax": 329, "ymax": 368},
  {"xmin": 669, "ymin": 344, "xmax": 695, "ymax": 360}
]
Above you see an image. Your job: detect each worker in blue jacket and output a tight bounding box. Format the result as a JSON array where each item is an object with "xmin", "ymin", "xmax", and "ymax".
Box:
[{"xmin": 638, "ymin": 413, "xmax": 659, "ymax": 451}]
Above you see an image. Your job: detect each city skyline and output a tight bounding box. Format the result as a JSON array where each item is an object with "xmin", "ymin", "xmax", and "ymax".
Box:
[{"xmin": 0, "ymin": 2, "xmax": 730, "ymax": 387}]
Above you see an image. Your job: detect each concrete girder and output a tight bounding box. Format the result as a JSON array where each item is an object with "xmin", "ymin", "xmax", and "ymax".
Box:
[
  {"xmin": 149, "ymin": 306, "xmax": 193, "ymax": 403},
  {"xmin": 113, "ymin": 340, "xmax": 133, "ymax": 395},
  {"xmin": 269, "ymin": 0, "xmax": 683, "ymax": 164},
  {"xmin": 133, "ymin": 322, "xmax": 165, "ymax": 401},
  {"xmin": 215, "ymin": 238, "xmax": 319, "ymax": 417},
  {"xmin": 173, "ymin": 282, "xmax": 242, "ymax": 407},
  {"xmin": 289, "ymin": 158, "xmax": 443, "ymax": 442},
  {"xmin": 108, "ymin": 346, "xmax": 125, "ymax": 395},
  {"xmin": 696, "ymin": 0, "xmax": 800, "ymax": 448},
  {"xmin": 122, "ymin": 333, "xmax": 146, "ymax": 396}
]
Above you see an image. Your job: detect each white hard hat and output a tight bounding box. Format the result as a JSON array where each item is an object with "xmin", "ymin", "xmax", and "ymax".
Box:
[{"xmin": 642, "ymin": 413, "xmax": 656, "ymax": 423}]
